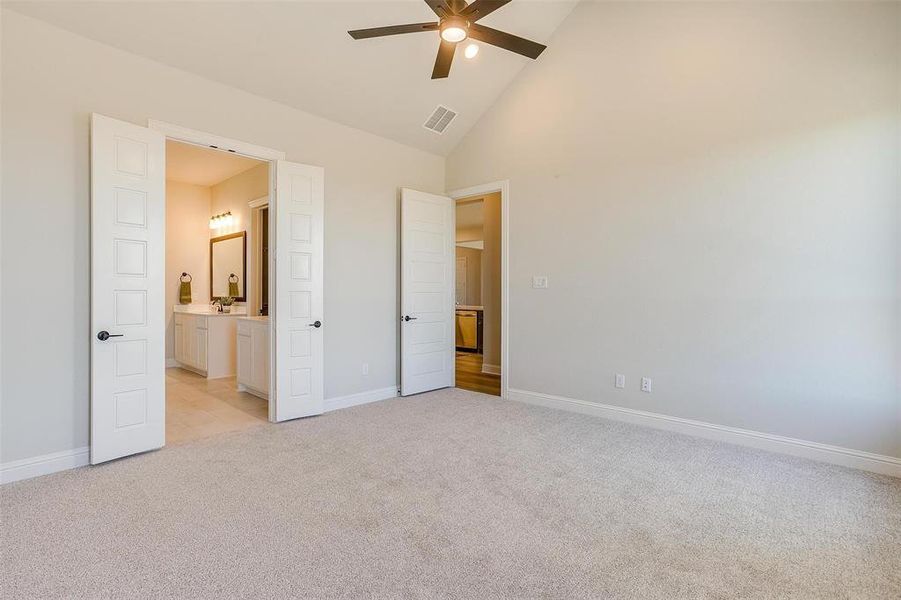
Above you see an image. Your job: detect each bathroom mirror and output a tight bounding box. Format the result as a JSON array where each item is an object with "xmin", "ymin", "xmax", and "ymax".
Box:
[{"xmin": 210, "ymin": 231, "xmax": 246, "ymax": 301}]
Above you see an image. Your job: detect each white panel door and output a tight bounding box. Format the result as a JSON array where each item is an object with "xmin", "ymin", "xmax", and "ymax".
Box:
[
  {"xmin": 400, "ymin": 188, "xmax": 455, "ymax": 396},
  {"xmin": 90, "ymin": 113, "xmax": 165, "ymax": 464},
  {"xmin": 273, "ymin": 161, "xmax": 324, "ymax": 420}
]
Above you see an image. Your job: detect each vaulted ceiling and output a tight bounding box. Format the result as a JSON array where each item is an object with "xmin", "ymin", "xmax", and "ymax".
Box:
[{"xmin": 7, "ymin": 0, "xmax": 577, "ymax": 156}]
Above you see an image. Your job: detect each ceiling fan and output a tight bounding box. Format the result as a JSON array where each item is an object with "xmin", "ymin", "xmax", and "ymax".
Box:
[{"xmin": 348, "ymin": 0, "xmax": 547, "ymax": 80}]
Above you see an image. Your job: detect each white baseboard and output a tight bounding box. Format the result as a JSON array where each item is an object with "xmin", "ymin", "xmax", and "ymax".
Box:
[
  {"xmin": 481, "ymin": 363, "xmax": 501, "ymax": 375},
  {"xmin": 1, "ymin": 447, "xmax": 90, "ymax": 484},
  {"xmin": 507, "ymin": 388, "xmax": 901, "ymax": 478},
  {"xmin": 325, "ymin": 386, "xmax": 398, "ymax": 413}
]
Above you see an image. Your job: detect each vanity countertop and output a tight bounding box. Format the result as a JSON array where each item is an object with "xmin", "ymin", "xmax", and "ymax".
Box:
[
  {"xmin": 174, "ymin": 304, "xmax": 247, "ymax": 317},
  {"xmin": 237, "ymin": 316, "xmax": 269, "ymax": 322},
  {"xmin": 456, "ymin": 305, "xmax": 484, "ymax": 311}
]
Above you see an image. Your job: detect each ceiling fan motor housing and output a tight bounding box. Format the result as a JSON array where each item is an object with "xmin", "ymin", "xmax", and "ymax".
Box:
[{"xmin": 447, "ymin": 0, "xmax": 469, "ymax": 13}]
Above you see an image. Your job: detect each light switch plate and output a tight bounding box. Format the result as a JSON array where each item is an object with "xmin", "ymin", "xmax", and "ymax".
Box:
[
  {"xmin": 532, "ymin": 276, "xmax": 548, "ymax": 289},
  {"xmin": 615, "ymin": 374, "xmax": 625, "ymax": 389}
]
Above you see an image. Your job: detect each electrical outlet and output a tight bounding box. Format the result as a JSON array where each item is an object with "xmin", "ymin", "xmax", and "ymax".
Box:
[
  {"xmin": 615, "ymin": 373, "xmax": 625, "ymax": 389},
  {"xmin": 532, "ymin": 275, "xmax": 548, "ymax": 289},
  {"xmin": 641, "ymin": 377, "xmax": 652, "ymax": 393},
  {"xmin": 362, "ymin": 362, "xmax": 369, "ymax": 376}
]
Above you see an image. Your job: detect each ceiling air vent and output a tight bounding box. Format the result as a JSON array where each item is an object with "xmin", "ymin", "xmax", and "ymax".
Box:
[{"xmin": 423, "ymin": 105, "xmax": 457, "ymax": 134}]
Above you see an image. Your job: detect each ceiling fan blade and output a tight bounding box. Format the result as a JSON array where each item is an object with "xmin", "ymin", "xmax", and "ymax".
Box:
[
  {"xmin": 348, "ymin": 22, "xmax": 439, "ymax": 40},
  {"xmin": 423, "ymin": 0, "xmax": 453, "ymax": 18},
  {"xmin": 431, "ymin": 39, "xmax": 457, "ymax": 79},
  {"xmin": 468, "ymin": 23, "xmax": 546, "ymax": 59},
  {"xmin": 460, "ymin": 0, "xmax": 512, "ymax": 21}
]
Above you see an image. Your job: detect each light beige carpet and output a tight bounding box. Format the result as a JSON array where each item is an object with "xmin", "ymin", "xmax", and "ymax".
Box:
[{"xmin": 2, "ymin": 388, "xmax": 899, "ymax": 599}]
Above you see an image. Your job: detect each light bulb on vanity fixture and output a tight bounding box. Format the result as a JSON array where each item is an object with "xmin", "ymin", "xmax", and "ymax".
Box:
[{"xmin": 209, "ymin": 211, "xmax": 233, "ymax": 230}]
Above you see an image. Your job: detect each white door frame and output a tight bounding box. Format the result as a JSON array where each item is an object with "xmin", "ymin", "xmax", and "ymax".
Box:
[
  {"xmin": 147, "ymin": 119, "xmax": 285, "ymax": 421},
  {"xmin": 447, "ymin": 180, "xmax": 509, "ymax": 398}
]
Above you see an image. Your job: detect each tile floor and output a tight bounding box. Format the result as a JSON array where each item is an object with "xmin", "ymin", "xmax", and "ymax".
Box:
[{"xmin": 166, "ymin": 367, "xmax": 269, "ymax": 444}]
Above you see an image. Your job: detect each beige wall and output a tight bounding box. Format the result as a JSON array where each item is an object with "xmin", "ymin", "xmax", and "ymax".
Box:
[
  {"xmin": 480, "ymin": 193, "xmax": 502, "ymax": 370},
  {"xmin": 456, "ymin": 246, "xmax": 482, "ymax": 307},
  {"xmin": 210, "ymin": 163, "xmax": 268, "ymax": 307},
  {"xmin": 1, "ymin": 10, "xmax": 444, "ymax": 463},
  {"xmin": 447, "ymin": 1, "xmax": 901, "ymax": 457},
  {"xmin": 165, "ymin": 180, "xmax": 212, "ymax": 359}
]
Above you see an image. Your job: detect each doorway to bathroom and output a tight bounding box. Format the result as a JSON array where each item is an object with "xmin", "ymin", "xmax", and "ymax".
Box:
[
  {"xmin": 164, "ymin": 140, "xmax": 270, "ymax": 444},
  {"xmin": 452, "ymin": 191, "xmax": 502, "ymax": 397}
]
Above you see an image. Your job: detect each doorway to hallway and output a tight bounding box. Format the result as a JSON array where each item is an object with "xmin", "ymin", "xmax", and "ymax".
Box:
[{"xmin": 453, "ymin": 192, "xmax": 501, "ymax": 397}]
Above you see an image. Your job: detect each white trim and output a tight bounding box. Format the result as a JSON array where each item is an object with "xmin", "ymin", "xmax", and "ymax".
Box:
[
  {"xmin": 507, "ymin": 388, "xmax": 901, "ymax": 478},
  {"xmin": 248, "ymin": 195, "xmax": 269, "ymax": 209},
  {"xmin": 148, "ymin": 120, "xmax": 286, "ymax": 160},
  {"xmin": 1, "ymin": 447, "xmax": 90, "ymax": 484},
  {"xmin": 481, "ymin": 363, "xmax": 501, "ymax": 375},
  {"xmin": 448, "ymin": 180, "xmax": 510, "ymax": 399},
  {"xmin": 325, "ymin": 386, "xmax": 398, "ymax": 413}
]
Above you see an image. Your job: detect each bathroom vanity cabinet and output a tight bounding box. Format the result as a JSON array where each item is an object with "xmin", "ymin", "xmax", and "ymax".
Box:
[{"xmin": 173, "ymin": 306, "xmax": 245, "ymax": 378}]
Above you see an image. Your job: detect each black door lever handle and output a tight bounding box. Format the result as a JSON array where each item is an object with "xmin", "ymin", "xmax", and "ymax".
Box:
[
  {"xmin": 97, "ymin": 331, "xmax": 124, "ymax": 341},
  {"xmin": 309, "ymin": 320, "xmax": 322, "ymax": 328},
  {"xmin": 403, "ymin": 315, "xmax": 417, "ymax": 322}
]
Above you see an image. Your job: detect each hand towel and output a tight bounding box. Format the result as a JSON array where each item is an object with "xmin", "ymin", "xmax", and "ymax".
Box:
[{"xmin": 179, "ymin": 273, "xmax": 192, "ymax": 304}]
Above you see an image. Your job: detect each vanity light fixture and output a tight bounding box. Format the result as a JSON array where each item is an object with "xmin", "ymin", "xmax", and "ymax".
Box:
[{"xmin": 209, "ymin": 211, "xmax": 234, "ymax": 230}]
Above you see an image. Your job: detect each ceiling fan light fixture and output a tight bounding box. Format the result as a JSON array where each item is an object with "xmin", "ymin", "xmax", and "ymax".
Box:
[
  {"xmin": 347, "ymin": 0, "xmax": 548, "ymax": 80},
  {"xmin": 440, "ymin": 17, "xmax": 468, "ymax": 43}
]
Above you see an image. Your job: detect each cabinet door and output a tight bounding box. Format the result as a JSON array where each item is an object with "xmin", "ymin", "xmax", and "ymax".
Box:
[
  {"xmin": 174, "ymin": 321, "xmax": 184, "ymax": 363},
  {"xmin": 182, "ymin": 315, "xmax": 194, "ymax": 366},
  {"xmin": 237, "ymin": 332, "xmax": 252, "ymax": 385},
  {"xmin": 251, "ymin": 326, "xmax": 269, "ymax": 392},
  {"xmin": 195, "ymin": 327, "xmax": 208, "ymax": 372}
]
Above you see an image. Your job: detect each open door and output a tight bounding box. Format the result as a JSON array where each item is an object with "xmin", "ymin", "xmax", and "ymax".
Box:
[
  {"xmin": 90, "ymin": 114, "xmax": 166, "ymax": 464},
  {"xmin": 400, "ymin": 188, "xmax": 455, "ymax": 396},
  {"xmin": 272, "ymin": 161, "xmax": 325, "ymax": 420}
]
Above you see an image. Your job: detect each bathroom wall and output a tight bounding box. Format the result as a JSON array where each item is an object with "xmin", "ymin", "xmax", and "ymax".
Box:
[
  {"xmin": 165, "ymin": 180, "xmax": 212, "ymax": 360},
  {"xmin": 210, "ymin": 163, "xmax": 268, "ymax": 307}
]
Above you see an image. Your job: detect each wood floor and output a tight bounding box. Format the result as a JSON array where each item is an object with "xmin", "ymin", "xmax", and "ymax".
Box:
[
  {"xmin": 166, "ymin": 367, "xmax": 269, "ymax": 445},
  {"xmin": 455, "ymin": 351, "xmax": 501, "ymax": 396}
]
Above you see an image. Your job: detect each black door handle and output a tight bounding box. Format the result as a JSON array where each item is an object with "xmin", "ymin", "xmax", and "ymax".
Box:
[
  {"xmin": 403, "ymin": 315, "xmax": 417, "ymax": 322},
  {"xmin": 97, "ymin": 331, "xmax": 124, "ymax": 341},
  {"xmin": 309, "ymin": 320, "xmax": 322, "ymax": 328}
]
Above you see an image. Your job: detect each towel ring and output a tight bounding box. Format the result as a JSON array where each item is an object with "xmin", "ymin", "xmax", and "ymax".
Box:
[
  {"xmin": 228, "ymin": 273, "xmax": 239, "ymax": 283},
  {"xmin": 180, "ymin": 272, "xmax": 192, "ymax": 283}
]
